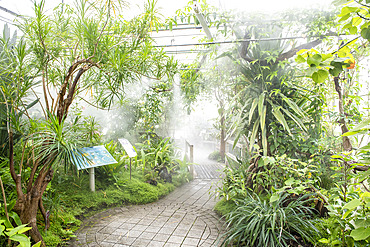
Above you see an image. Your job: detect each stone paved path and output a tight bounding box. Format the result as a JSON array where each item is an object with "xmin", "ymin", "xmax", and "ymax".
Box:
[{"xmin": 70, "ymin": 162, "xmax": 225, "ymax": 247}]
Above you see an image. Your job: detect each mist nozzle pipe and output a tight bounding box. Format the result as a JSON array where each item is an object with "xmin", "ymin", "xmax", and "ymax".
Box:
[{"xmin": 192, "ymin": 0, "xmax": 213, "ymax": 40}]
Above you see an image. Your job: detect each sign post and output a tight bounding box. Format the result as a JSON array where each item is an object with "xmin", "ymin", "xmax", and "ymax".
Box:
[
  {"xmin": 118, "ymin": 138, "xmax": 137, "ymax": 180},
  {"xmin": 73, "ymin": 145, "xmax": 118, "ymax": 192},
  {"xmin": 89, "ymin": 167, "xmax": 95, "ymax": 192}
]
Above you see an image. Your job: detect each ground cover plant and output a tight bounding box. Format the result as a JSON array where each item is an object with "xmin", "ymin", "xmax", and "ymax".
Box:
[{"xmin": 219, "ymin": 192, "xmax": 321, "ymax": 247}]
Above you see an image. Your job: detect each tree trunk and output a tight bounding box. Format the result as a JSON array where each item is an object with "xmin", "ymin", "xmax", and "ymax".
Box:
[
  {"xmin": 334, "ymin": 76, "xmax": 352, "ymax": 151},
  {"xmin": 13, "ymin": 167, "xmax": 53, "ymax": 247},
  {"xmin": 14, "ymin": 194, "xmax": 45, "ymax": 246}
]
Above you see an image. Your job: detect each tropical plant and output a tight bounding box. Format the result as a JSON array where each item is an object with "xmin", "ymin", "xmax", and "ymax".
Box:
[
  {"xmin": 319, "ymin": 185, "xmax": 370, "ymax": 246},
  {"xmin": 318, "ymin": 150, "xmax": 370, "ymax": 246},
  {"xmin": 137, "ymin": 136, "xmax": 178, "ymax": 183},
  {"xmin": 220, "ymin": 192, "xmax": 322, "ymax": 247},
  {"xmin": 94, "ymin": 140, "xmax": 129, "ymax": 185},
  {"xmin": 217, "ymin": 153, "xmax": 322, "ymax": 200},
  {"xmin": 0, "ymin": 0, "xmax": 177, "ymax": 245},
  {"xmin": 0, "ymin": 220, "xmax": 42, "ymax": 247},
  {"xmin": 224, "ymin": 23, "xmax": 310, "ymax": 156}
]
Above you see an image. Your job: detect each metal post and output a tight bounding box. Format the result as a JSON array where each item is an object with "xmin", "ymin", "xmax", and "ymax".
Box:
[
  {"xmin": 130, "ymin": 158, "xmax": 132, "ymax": 180},
  {"xmin": 89, "ymin": 167, "xmax": 95, "ymax": 192},
  {"xmin": 189, "ymin": 144, "xmax": 194, "ymax": 176}
]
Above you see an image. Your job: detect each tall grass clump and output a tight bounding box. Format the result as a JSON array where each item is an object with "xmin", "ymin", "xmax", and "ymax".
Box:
[{"xmin": 220, "ymin": 192, "xmax": 322, "ymax": 247}]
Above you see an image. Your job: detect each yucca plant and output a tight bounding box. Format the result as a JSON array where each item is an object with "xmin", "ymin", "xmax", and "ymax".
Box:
[{"xmin": 220, "ymin": 192, "xmax": 322, "ymax": 247}]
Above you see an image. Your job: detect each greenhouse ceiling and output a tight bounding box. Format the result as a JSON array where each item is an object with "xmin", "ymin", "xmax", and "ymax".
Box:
[{"xmin": 0, "ymin": 0, "xmax": 332, "ymax": 63}]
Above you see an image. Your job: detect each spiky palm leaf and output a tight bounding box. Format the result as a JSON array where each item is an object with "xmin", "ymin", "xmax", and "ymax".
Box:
[
  {"xmin": 30, "ymin": 114, "xmax": 89, "ymax": 172},
  {"xmin": 225, "ymin": 24, "xmax": 309, "ymax": 155}
]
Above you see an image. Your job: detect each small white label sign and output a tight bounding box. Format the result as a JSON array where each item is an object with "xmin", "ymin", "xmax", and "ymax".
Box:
[{"xmin": 118, "ymin": 138, "xmax": 137, "ymax": 158}]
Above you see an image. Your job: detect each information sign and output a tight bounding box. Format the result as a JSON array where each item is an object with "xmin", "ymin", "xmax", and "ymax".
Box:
[
  {"xmin": 74, "ymin": 145, "xmax": 117, "ymax": 170},
  {"xmin": 118, "ymin": 138, "xmax": 137, "ymax": 157}
]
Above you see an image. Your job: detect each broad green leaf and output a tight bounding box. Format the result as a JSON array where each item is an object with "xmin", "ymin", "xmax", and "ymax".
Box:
[
  {"xmin": 272, "ymin": 106, "xmax": 291, "ymax": 135},
  {"xmin": 258, "ymin": 93, "xmax": 265, "ymax": 116},
  {"xmin": 8, "ymin": 211, "xmax": 21, "ymax": 227},
  {"xmin": 258, "ymin": 158, "xmax": 264, "ymax": 167},
  {"xmin": 343, "ymin": 208, "xmax": 353, "ymax": 219},
  {"xmin": 249, "ymin": 99, "xmax": 258, "ymax": 124},
  {"xmin": 350, "ymin": 227, "xmax": 370, "ymax": 241},
  {"xmin": 249, "ymin": 120, "xmax": 259, "ymax": 152},
  {"xmin": 339, "ymin": 13, "xmax": 351, "ymax": 22},
  {"xmin": 262, "ymin": 123, "xmax": 267, "ymax": 156},
  {"xmin": 270, "ymin": 194, "xmax": 279, "ymax": 203},
  {"xmin": 32, "ymin": 242, "xmax": 42, "ymax": 247},
  {"xmin": 318, "ymin": 238, "xmax": 330, "ymax": 244},
  {"xmin": 338, "ymin": 7, "xmax": 359, "ymax": 17},
  {"xmin": 16, "ymin": 227, "xmax": 32, "ymax": 234},
  {"xmin": 260, "ymin": 105, "xmax": 266, "ymax": 131},
  {"xmin": 358, "ymin": 168, "xmax": 370, "ymax": 182},
  {"xmin": 342, "ymin": 130, "xmax": 366, "ymax": 136},
  {"xmin": 352, "ymin": 16, "xmax": 362, "ymax": 26},
  {"xmin": 354, "ymin": 219, "xmax": 370, "ymax": 228},
  {"xmin": 343, "ymin": 199, "xmax": 361, "ymax": 210},
  {"xmin": 9, "ymin": 234, "xmax": 31, "ymax": 247},
  {"xmin": 357, "ymin": 142, "xmax": 370, "ymax": 152},
  {"xmin": 306, "ymin": 66, "xmax": 318, "ymax": 76},
  {"xmin": 281, "ymin": 108, "xmax": 307, "ymax": 132},
  {"xmin": 0, "ymin": 225, "xmax": 5, "ymax": 236},
  {"xmin": 361, "ymin": 27, "xmax": 370, "ymax": 41},
  {"xmin": 296, "ymin": 49, "xmax": 307, "ymax": 55},
  {"xmin": 322, "ymin": 53, "xmax": 333, "ymax": 61},
  {"xmin": 5, "ymin": 224, "xmax": 29, "ymax": 237},
  {"xmin": 361, "ymin": 192, "xmax": 370, "ymax": 202},
  {"xmin": 307, "ymin": 54, "xmax": 322, "ymax": 66},
  {"xmin": 331, "ymin": 154, "xmax": 343, "ymax": 159},
  {"xmin": 312, "ymin": 69, "xmax": 329, "ymax": 83},
  {"xmin": 295, "ymin": 55, "xmax": 305, "ymax": 63},
  {"xmin": 281, "ymin": 96, "xmax": 306, "ymax": 118},
  {"xmin": 285, "ymin": 177, "xmax": 295, "ymax": 186},
  {"xmin": 349, "ymin": 26, "xmax": 358, "ymax": 35},
  {"xmin": 343, "ymin": 22, "xmax": 353, "ymax": 30},
  {"xmin": 169, "ymin": 21, "xmax": 173, "ymax": 31},
  {"xmin": 350, "ymin": 118, "xmax": 370, "ymax": 132}
]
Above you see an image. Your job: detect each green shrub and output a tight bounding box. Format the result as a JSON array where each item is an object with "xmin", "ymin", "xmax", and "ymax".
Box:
[
  {"xmin": 214, "ymin": 198, "xmax": 237, "ymax": 216},
  {"xmin": 42, "ymin": 233, "xmax": 62, "ymax": 247},
  {"xmin": 220, "ymin": 192, "xmax": 322, "ymax": 247},
  {"xmin": 208, "ymin": 151, "xmax": 223, "ymax": 162}
]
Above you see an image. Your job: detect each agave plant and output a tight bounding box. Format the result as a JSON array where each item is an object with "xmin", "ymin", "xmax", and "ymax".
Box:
[{"xmin": 220, "ymin": 192, "xmax": 322, "ymax": 247}]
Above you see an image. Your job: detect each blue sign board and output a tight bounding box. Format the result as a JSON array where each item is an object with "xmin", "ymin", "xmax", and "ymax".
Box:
[{"xmin": 73, "ymin": 145, "xmax": 117, "ymax": 170}]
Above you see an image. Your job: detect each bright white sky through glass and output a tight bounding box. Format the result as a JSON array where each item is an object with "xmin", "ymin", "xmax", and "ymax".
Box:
[{"xmin": 0, "ymin": 0, "xmax": 332, "ymax": 24}]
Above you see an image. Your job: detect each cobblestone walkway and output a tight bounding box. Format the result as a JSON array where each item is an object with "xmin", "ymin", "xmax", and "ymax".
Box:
[{"xmin": 70, "ymin": 162, "xmax": 225, "ymax": 247}]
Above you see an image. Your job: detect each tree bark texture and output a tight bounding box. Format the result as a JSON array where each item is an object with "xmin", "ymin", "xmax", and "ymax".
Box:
[{"xmin": 334, "ymin": 76, "xmax": 353, "ymax": 151}]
